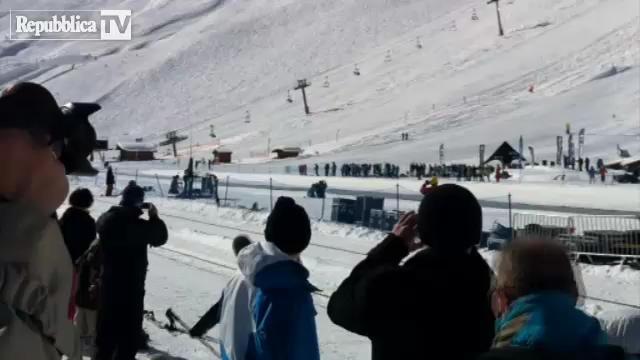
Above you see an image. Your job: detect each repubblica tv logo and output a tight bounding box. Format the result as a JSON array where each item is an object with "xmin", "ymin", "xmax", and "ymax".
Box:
[{"xmin": 9, "ymin": 10, "xmax": 131, "ymax": 40}]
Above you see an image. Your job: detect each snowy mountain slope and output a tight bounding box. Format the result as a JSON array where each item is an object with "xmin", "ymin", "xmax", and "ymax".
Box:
[{"xmin": 1, "ymin": 0, "xmax": 638, "ymax": 166}]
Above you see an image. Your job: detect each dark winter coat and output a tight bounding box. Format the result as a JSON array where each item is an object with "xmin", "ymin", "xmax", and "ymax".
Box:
[
  {"xmin": 477, "ymin": 345, "xmax": 626, "ymax": 360},
  {"xmin": 96, "ymin": 206, "xmax": 168, "ymax": 295},
  {"xmin": 59, "ymin": 207, "xmax": 96, "ymax": 265},
  {"xmin": 75, "ymin": 239, "xmax": 102, "ymax": 310},
  {"xmin": 328, "ymin": 234, "xmax": 495, "ymax": 360},
  {"xmin": 106, "ymin": 168, "xmax": 115, "ymax": 185}
]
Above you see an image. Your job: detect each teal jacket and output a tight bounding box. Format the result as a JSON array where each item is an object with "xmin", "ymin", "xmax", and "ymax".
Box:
[{"xmin": 494, "ymin": 292, "xmax": 606, "ymax": 352}]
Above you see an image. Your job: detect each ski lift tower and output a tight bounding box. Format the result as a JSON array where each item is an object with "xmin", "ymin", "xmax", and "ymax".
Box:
[
  {"xmin": 294, "ymin": 79, "xmax": 311, "ymax": 115},
  {"xmin": 159, "ymin": 130, "xmax": 188, "ymax": 158},
  {"xmin": 487, "ymin": 0, "xmax": 505, "ymax": 36}
]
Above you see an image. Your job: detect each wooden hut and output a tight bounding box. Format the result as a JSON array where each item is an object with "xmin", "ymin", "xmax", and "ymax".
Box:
[{"xmin": 272, "ymin": 147, "xmax": 303, "ymax": 159}]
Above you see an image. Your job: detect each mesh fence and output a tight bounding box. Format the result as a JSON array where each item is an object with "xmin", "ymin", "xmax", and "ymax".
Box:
[{"xmin": 93, "ymin": 167, "xmax": 640, "ymax": 259}]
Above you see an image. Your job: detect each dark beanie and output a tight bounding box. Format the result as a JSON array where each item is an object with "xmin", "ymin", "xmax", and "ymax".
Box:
[
  {"xmin": 120, "ymin": 185, "xmax": 145, "ymax": 207},
  {"xmin": 232, "ymin": 235, "xmax": 252, "ymax": 256},
  {"xmin": 264, "ymin": 197, "xmax": 311, "ymax": 255},
  {"xmin": 418, "ymin": 184, "xmax": 482, "ymax": 252}
]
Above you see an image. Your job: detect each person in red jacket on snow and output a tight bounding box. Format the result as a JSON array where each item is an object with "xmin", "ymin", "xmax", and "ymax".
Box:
[{"xmin": 420, "ymin": 176, "xmax": 439, "ymax": 196}]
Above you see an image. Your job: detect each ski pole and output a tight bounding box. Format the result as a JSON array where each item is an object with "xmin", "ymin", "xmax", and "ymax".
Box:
[{"xmin": 166, "ymin": 308, "xmax": 221, "ymax": 358}]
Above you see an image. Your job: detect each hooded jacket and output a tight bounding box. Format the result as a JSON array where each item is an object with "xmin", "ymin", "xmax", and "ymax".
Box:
[
  {"xmin": 493, "ymin": 292, "xmax": 606, "ymax": 351},
  {"xmin": 0, "ymin": 201, "xmax": 79, "ymax": 359},
  {"xmin": 217, "ymin": 241, "xmax": 320, "ymax": 360}
]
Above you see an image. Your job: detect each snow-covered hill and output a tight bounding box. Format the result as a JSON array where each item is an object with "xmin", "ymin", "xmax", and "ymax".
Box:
[{"xmin": 1, "ymin": 0, "xmax": 638, "ymax": 166}]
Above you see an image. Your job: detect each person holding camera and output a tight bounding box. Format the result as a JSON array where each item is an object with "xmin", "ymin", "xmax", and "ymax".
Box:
[
  {"xmin": 328, "ymin": 184, "xmax": 495, "ymax": 360},
  {"xmin": 0, "ymin": 82, "xmax": 100, "ymax": 359},
  {"xmin": 95, "ymin": 185, "xmax": 168, "ymax": 360}
]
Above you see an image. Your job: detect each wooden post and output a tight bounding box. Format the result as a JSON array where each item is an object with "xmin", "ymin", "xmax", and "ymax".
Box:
[
  {"xmin": 487, "ymin": 0, "xmax": 504, "ymax": 36},
  {"xmin": 155, "ymin": 174, "xmax": 164, "ymax": 197},
  {"xmin": 294, "ymin": 79, "xmax": 311, "ymax": 115}
]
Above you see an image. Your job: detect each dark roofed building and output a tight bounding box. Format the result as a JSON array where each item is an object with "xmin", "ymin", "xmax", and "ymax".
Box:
[
  {"xmin": 213, "ymin": 148, "xmax": 232, "ymax": 164},
  {"xmin": 272, "ymin": 147, "xmax": 303, "ymax": 159},
  {"xmin": 117, "ymin": 142, "xmax": 157, "ymax": 161}
]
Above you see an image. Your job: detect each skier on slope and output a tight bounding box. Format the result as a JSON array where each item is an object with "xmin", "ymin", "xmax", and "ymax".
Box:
[
  {"xmin": 325, "ymin": 163, "xmax": 330, "ymax": 177},
  {"xmin": 314, "ymin": 163, "xmax": 320, "ymax": 176},
  {"xmin": 189, "ymin": 236, "xmax": 253, "ymax": 337},
  {"xmin": 331, "ymin": 162, "xmax": 337, "ymax": 177}
]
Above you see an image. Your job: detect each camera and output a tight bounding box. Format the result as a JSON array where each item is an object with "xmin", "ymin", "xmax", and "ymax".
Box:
[{"xmin": 59, "ymin": 102, "xmax": 101, "ymax": 176}]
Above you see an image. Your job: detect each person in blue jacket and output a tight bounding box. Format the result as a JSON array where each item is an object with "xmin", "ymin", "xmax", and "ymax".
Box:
[
  {"xmin": 479, "ymin": 240, "xmax": 618, "ymax": 360},
  {"xmin": 213, "ymin": 196, "xmax": 320, "ymax": 360}
]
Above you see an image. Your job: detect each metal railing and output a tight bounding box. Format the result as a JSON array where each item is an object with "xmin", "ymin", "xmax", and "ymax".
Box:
[{"xmin": 513, "ymin": 213, "xmax": 640, "ymax": 259}]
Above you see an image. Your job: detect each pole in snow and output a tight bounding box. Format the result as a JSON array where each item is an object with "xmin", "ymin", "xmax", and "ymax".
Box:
[
  {"xmin": 223, "ymin": 176, "xmax": 229, "ymax": 207},
  {"xmin": 269, "ymin": 177, "xmax": 274, "ymax": 211},
  {"xmin": 508, "ymin": 193, "xmax": 513, "ymax": 233},
  {"xmin": 294, "ymin": 79, "xmax": 311, "ymax": 115},
  {"xmin": 396, "ymin": 183, "xmax": 400, "ymax": 214},
  {"xmin": 487, "ymin": 0, "xmax": 504, "ymax": 36}
]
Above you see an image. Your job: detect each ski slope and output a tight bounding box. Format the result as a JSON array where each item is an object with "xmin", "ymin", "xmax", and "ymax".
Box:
[
  {"xmin": 4, "ymin": 0, "xmax": 638, "ymax": 357},
  {"xmin": 1, "ymin": 0, "xmax": 638, "ymax": 167}
]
